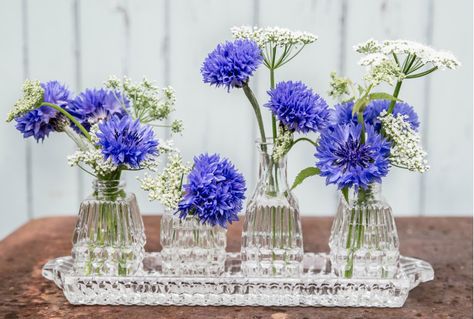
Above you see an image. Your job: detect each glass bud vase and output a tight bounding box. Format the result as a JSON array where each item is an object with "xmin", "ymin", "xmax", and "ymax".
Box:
[
  {"xmin": 160, "ymin": 212, "xmax": 227, "ymax": 276},
  {"xmin": 329, "ymin": 183, "xmax": 400, "ymax": 279},
  {"xmin": 71, "ymin": 180, "xmax": 146, "ymax": 276},
  {"xmin": 241, "ymin": 139, "xmax": 304, "ymax": 277}
]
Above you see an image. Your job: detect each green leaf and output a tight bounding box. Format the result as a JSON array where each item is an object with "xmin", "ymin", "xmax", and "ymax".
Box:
[
  {"xmin": 352, "ymin": 97, "xmax": 368, "ymax": 115},
  {"xmin": 368, "ymin": 92, "xmax": 402, "ymax": 102},
  {"xmin": 291, "ymin": 167, "xmax": 320, "ymax": 190},
  {"xmin": 341, "ymin": 187, "xmax": 349, "ymax": 203}
]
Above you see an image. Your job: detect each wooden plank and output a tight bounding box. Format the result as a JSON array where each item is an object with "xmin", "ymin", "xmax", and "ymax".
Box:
[
  {"xmin": 423, "ymin": 0, "xmax": 473, "ymax": 215},
  {"xmin": 0, "ymin": 216, "xmax": 472, "ymax": 317},
  {"xmin": 0, "ymin": 0, "xmax": 29, "ymax": 238}
]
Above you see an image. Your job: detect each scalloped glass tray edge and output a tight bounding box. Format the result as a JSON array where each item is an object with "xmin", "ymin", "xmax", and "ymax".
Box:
[{"xmin": 42, "ymin": 252, "xmax": 433, "ymax": 307}]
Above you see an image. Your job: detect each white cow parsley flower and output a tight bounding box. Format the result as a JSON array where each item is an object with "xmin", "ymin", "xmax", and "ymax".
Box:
[
  {"xmin": 355, "ymin": 39, "xmax": 460, "ymax": 71},
  {"xmin": 231, "ymin": 25, "xmax": 317, "ymax": 48},
  {"xmin": 139, "ymin": 153, "xmax": 192, "ymax": 210},
  {"xmin": 272, "ymin": 127, "xmax": 293, "ymax": 161},
  {"xmin": 105, "ymin": 76, "xmax": 177, "ymax": 124},
  {"xmin": 231, "ymin": 26, "xmax": 317, "ymax": 69},
  {"xmin": 328, "ymin": 72, "xmax": 354, "ymax": 100},
  {"xmin": 7, "ymin": 80, "xmax": 44, "ymax": 122},
  {"xmin": 68, "ymin": 148, "xmax": 118, "ymax": 176},
  {"xmin": 360, "ymin": 54, "xmax": 405, "ymax": 85},
  {"xmin": 379, "ymin": 111, "xmax": 429, "ymax": 173}
]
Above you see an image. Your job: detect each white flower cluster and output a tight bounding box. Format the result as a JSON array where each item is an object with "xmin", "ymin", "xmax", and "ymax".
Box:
[
  {"xmin": 355, "ymin": 39, "xmax": 460, "ymax": 70},
  {"xmin": 6, "ymin": 79, "xmax": 44, "ymax": 122},
  {"xmin": 328, "ymin": 71, "xmax": 353, "ymax": 100},
  {"xmin": 379, "ymin": 111, "xmax": 429, "ymax": 173},
  {"xmin": 272, "ymin": 128, "xmax": 293, "ymax": 161},
  {"xmin": 105, "ymin": 76, "xmax": 178, "ymax": 128},
  {"xmin": 68, "ymin": 148, "xmax": 118, "ymax": 176},
  {"xmin": 139, "ymin": 153, "xmax": 192, "ymax": 210},
  {"xmin": 359, "ymin": 53, "xmax": 405, "ymax": 85},
  {"xmin": 231, "ymin": 25, "xmax": 317, "ymax": 48}
]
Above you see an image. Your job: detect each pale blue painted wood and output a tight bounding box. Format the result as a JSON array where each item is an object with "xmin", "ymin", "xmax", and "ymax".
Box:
[
  {"xmin": 0, "ymin": 0, "xmax": 29, "ymax": 239},
  {"xmin": 423, "ymin": 0, "xmax": 473, "ymax": 215},
  {"xmin": 27, "ymin": 0, "xmax": 80, "ymax": 217},
  {"xmin": 0, "ymin": 0, "xmax": 472, "ymax": 239}
]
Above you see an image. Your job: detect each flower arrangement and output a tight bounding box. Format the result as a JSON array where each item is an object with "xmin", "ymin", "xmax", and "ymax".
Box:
[
  {"xmin": 292, "ymin": 39, "xmax": 459, "ymax": 193},
  {"xmin": 7, "ymin": 76, "xmax": 181, "ymax": 182},
  {"xmin": 141, "ymin": 153, "xmax": 246, "ymax": 228},
  {"xmin": 293, "ymin": 39, "xmax": 459, "ymax": 278},
  {"xmin": 202, "ymin": 26, "xmax": 329, "ymax": 162},
  {"xmin": 7, "ymin": 76, "xmax": 182, "ymax": 276}
]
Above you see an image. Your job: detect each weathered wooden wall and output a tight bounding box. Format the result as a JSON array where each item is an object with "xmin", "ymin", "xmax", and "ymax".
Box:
[{"xmin": 0, "ymin": 0, "xmax": 472, "ymax": 239}]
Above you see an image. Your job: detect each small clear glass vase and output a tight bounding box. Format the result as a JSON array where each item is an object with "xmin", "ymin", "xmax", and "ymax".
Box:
[
  {"xmin": 329, "ymin": 183, "xmax": 400, "ymax": 278},
  {"xmin": 160, "ymin": 212, "xmax": 227, "ymax": 276},
  {"xmin": 71, "ymin": 180, "xmax": 146, "ymax": 276},
  {"xmin": 241, "ymin": 139, "xmax": 304, "ymax": 277}
]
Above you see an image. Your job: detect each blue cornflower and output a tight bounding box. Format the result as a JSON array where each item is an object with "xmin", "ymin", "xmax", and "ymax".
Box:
[
  {"xmin": 178, "ymin": 154, "xmax": 246, "ymax": 228},
  {"xmin": 315, "ymin": 123, "xmax": 391, "ymax": 190},
  {"xmin": 67, "ymin": 88, "xmax": 129, "ymax": 132},
  {"xmin": 15, "ymin": 81, "xmax": 72, "ymax": 142},
  {"xmin": 365, "ymin": 100, "xmax": 420, "ymax": 131},
  {"xmin": 265, "ymin": 81, "xmax": 330, "ymax": 133},
  {"xmin": 330, "ymin": 100, "xmax": 419, "ymax": 131},
  {"xmin": 96, "ymin": 115, "xmax": 158, "ymax": 168},
  {"xmin": 201, "ymin": 39, "xmax": 263, "ymax": 91},
  {"xmin": 330, "ymin": 101, "xmax": 357, "ymax": 126}
]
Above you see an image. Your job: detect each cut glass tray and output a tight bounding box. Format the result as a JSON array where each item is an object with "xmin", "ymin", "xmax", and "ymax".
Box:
[{"xmin": 42, "ymin": 252, "xmax": 433, "ymax": 307}]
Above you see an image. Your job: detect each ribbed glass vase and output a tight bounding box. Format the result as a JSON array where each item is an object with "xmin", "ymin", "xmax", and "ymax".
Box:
[
  {"xmin": 241, "ymin": 139, "xmax": 304, "ymax": 277},
  {"xmin": 329, "ymin": 183, "xmax": 399, "ymax": 278},
  {"xmin": 71, "ymin": 180, "xmax": 145, "ymax": 276},
  {"xmin": 160, "ymin": 212, "xmax": 227, "ymax": 276}
]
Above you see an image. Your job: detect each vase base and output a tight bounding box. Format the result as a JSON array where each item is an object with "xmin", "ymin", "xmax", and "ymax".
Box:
[{"xmin": 43, "ymin": 252, "xmax": 433, "ymax": 307}]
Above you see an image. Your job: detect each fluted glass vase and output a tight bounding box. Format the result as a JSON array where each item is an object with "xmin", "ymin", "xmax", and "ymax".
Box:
[
  {"xmin": 72, "ymin": 180, "xmax": 146, "ymax": 276},
  {"xmin": 160, "ymin": 212, "xmax": 227, "ymax": 276},
  {"xmin": 329, "ymin": 183, "xmax": 399, "ymax": 279},
  {"xmin": 241, "ymin": 139, "xmax": 304, "ymax": 277}
]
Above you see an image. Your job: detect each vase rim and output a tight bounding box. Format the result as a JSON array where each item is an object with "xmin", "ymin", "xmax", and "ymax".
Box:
[{"xmin": 254, "ymin": 137, "xmax": 277, "ymax": 145}]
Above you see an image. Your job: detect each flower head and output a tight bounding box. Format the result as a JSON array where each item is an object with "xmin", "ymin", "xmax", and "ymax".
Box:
[
  {"xmin": 328, "ymin": 72, "xmax": 353, "ymax": 101},
  {"xmin": 7, "ymin": 79, "xmax": 44, "ymax": 122},
  {"xmin": 14, "ymin": 81, "xmax": 72, "ymax": 142},
  {"xmin": 67, "ymin": 88, "xmax": 129, "ymax": 132},
  {"xmin": 266, "ymin": 81, "xmax": 330, "ymax": 133},
  {"xmin": 379, "ymin": 111, "xmax": 429, "ymax": 172},
  {"xmin": 201, "ymin": 39, "xmax": 263, "ymax": 91},
  {"xmin": 96, "ymin": 115, "xmax": 158, "ymax": 168},
  {"xmin": 355, "ymin": 39, "xmax": 460, "ymax": 70},
  {"xmin": 330, "ymin": 100, "xmax": 419, "ymax": 131},
  {"xmin": 365, "ymin": 100, "xmax": 419, "ymax": 131},
  {"xmin": 140, "ymin": 153, "xmax": 192, "ymax": 210},
  {"xmin": 315, "ymin": 123, "xmax": 391, "ymax": 190},
  {"xmin": 105, "ymin": 76, "xmax": 177, "ymax": 125},
  {"xmin": 231, "ymin": 26, "xmax": 317, "ymax": 48},
  {"xmin": 178, "ymin": 154, "xmax": 246, "ymax": 228}
]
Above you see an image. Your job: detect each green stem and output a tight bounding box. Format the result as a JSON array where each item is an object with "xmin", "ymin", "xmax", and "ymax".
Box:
[
  {"xmin": 270, "ymin": 68, "xmax": 277, "ymax": 140},
  {"xmin": 41, "ymin": 102, "xmax": 91, "ymax": 141},
  {"xmin": 291, "ymin": 137, "xmax": 317, "ymax": 148},
  {"xmin": 387, "ymin": 81, "xmax": 403, "ymax": 114},
  {"xmin": 405, "ymin": 66, "xmax": 438, "ymax": 79},
  {"xmin": 242, "ymin": 84, "xmax": 267, "ymax": 148}
]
